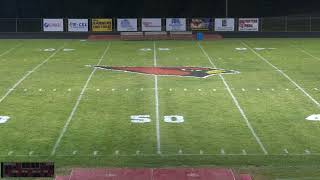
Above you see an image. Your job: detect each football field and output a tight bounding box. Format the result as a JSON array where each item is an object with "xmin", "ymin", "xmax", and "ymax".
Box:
[{"xmin": 0, "ymin": 38, "xmax": 320, "ymax": 169}]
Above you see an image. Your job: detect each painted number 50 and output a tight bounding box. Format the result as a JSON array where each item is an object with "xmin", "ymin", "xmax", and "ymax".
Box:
[{"xmin": 130, "ymin": 115, "xmax": 184, "ymax": 124}]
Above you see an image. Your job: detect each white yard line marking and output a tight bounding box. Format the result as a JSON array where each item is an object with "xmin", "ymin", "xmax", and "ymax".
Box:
[
  {"xmin": 0, "ymin": 45, "xmax": 64, "ymax": 104},
  {"xmin": 242, "ymin": 41, "xmax": 320, "ymax": 109},
  {"xmin": 153, "ymin": 41, "xmax": 161, "ymax": 155},
  {"xmin": 0, "ymin": 44, "xmax": 22, "ymax": 59},
  {"xmin": 51, "ymin": 43, "xmax": 111, "ymax": 156},
  {"xmin": 295, "ymin": 47, "xmax": 320, "ymax": 62},
  {"xmin": 198, "ymin": 42, "xmax": 268, "ymax": 155}
]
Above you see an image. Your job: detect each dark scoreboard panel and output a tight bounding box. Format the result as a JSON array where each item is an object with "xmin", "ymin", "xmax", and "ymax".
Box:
[{"xmin": 1, "ymin": 162, "xmax": 54, "ymax": 178}]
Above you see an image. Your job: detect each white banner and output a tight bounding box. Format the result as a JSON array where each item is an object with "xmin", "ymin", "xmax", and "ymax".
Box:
[
  {"xmin": 142, "ymin": 18, "xmax": 162, "ymax": 31},
  {"xmin": 166, "ymin": 18, "xmax": 186, "ymax": 31},
  {"xmin": 214, "ymin": 18, "xmax": 235, "ymax": 31},
  {"xmin": 68, "ymin": 19, "xmax": 89, "ymax": 32},
  {"xmin": 238, "ymin": 18, "xmax": 259, "ymax": 31},
  {"xmin": 43, "ymin": 19, "xmax": 64, "ymax": 32},
  {"xmin": 117, "ymin": 19, "xmax": 138, "ymax": 31}
]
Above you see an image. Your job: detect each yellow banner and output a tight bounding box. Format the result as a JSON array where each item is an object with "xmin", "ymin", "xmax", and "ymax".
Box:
[{"xmin": 92, "ymin": 19, "xmax": 112, "ymax": 32}]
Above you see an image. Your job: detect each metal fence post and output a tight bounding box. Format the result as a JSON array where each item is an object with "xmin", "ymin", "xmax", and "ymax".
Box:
[
  {"xmin": 15, "ymin": 18, "xmax": 18, "ymax": 32},
  {"xmin": 285, "ymin": 16, "xmax": 288, "ymax": 32},
  {"xmin": 310, "ymin": 16, "xmax": 312, "ymax": 32}
]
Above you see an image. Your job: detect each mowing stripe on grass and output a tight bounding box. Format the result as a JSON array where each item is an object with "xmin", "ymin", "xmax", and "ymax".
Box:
[
  {"xmin": 242, "ymin": 41, "xmax": 320, "ymax": 109},
  {"xmin": 51, "ymin": 42, "xmax": 111, "ymax": 156},
  {"xmin": 153, "ymin": 41, "xmax": 161, "ymax": 154},
  {"xmin": 0, "ymin": 44, "xmax": 22, "ymax": 59},
  {"xmin": 198, "ymin": 42, "xmax": 268, "ymax": 155},
  {"xmin": 0, "ymin": 45, "xmax": 64, "ymax": 104}
]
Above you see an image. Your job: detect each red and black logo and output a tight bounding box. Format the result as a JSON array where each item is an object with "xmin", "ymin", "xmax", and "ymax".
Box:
[{"xmin": 94, "ymin": 66, "xmax": 239, "ymax": 78}]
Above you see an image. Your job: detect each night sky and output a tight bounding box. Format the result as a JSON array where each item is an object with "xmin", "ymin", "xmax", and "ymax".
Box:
[{"xmin": 0, "ymin": 0, "xmax": 319, "ymax": 18}]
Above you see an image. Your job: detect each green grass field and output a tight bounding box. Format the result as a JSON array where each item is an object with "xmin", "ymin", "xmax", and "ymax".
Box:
[{"xmin": 0, "ymin": 38, "xmax": 320, "ymax": 179}]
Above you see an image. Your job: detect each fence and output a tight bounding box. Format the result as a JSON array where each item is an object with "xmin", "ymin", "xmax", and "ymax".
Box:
[{"xmin": 0, "ymin": 17, "xmax": 320, "ymax": 33}]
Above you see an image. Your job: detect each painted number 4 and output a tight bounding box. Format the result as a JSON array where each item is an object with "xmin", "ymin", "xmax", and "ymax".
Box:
[{"xmin": 130, "ymin": 115, "xmax": 184, "ymax": 124}]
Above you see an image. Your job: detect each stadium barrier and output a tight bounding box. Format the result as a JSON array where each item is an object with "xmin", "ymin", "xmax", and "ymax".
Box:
[
  {"xmin": 170, "ymin": 31, "xmax": 194, "ymax": 40},
  {"xmin": 120, "ymin": 32, "xmax": 144, "ymax": 40},
  {"xmin": 144, "ymin": 31, "xmax": 168, "ymax": 40}
]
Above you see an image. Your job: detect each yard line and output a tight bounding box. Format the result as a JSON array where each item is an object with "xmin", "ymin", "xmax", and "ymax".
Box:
[
  {"xmin": 153, "ymin": 41, "xmax": 161, "ymax": 154},
  {"xmin": 242, "ymin": 41, "xmax": 320, "ymax": 109},
  {"xmin": 198, "ymin": 42, "xmax": 268, "ymax": 155},
  {"xmin": 0, "ymin": 43, "xmax": 22, "ymax": 59},
  {"xmin": 51, "ymin": 42, "xmax": 111, "ymax": 156},
  {"xmin": 0, "ymin": 45, "xmax": 64, "ymax": 104},
  {"xmin": 294, "ymin": 46, "xmax": 320, "ymax": 62}
]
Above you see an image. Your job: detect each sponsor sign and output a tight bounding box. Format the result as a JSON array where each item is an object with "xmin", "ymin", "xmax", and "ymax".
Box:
[
  {"xmin": 142, "ymin": 18, "xmax": 162, "ymax": 31},
  {"xmin": 94, "ymin": 66, "xmax": 239, "ymax": 78},
  {"xmin": 238, "ymin": 18, "xmax": 259, "ymax": 31},
  {"xmin": 117, "ymin": 18, "xmax": 138, "ymax": 31},
  {"xmin": 214, "ymin": 18, "xmax": 235, "ymax": 31},
  {"xmin": 43, "ymin": 19, "xmax": 64, "ymax": 32},
  {"xmin": 92, "ymin": 19, "xmax": 112, "ymax": 32},
  {"xmin": 68, "ymin": 19, "xmax": 89, "ymax": 32},
  {"xmin": 166, "ymin": 18, "xmax": 186, "ymax": 31},
  {"xmin": 190, "ymin": 18, "xmax": 211, "ymax": 31}
]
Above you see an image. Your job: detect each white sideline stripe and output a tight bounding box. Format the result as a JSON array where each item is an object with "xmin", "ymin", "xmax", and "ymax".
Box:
[
  {"xmin": 51, "ymin": 43, "xmax": 111, "ymax": 156},
  {"xmin": 0, "ymin": 44, "xmax": 21, "ymax": 58},
  {"xmin": 198, "ymin": 42, "xmax": 268, "ymax": 155},
  {"xmin": 154, "ymin": 41, "xmax": 161, "ymax": 154},
  {"xmin": 242, "ymin": 42, "xmax": 320, "ymax": 109},
  {"xmin": 0, "ymin": 45, "xmax": 64, "ymax": 104}
]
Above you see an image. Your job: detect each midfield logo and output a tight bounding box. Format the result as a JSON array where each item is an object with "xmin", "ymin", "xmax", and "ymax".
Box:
[{"xmin": 94, "ymin": 66, "xmax": 239, "ymax": 78}]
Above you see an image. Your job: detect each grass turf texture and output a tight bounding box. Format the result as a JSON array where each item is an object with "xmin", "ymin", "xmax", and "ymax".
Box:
[{"xmin": 0, "ymin": 39, "xmax": 320, "ymax": 178}]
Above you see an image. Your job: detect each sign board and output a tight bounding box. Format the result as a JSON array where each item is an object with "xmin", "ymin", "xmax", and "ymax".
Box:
[
  {"xmin": 142, "ymin": 18, "xmax": 162, "ymax": 31},
  {"xmin": 214, "ymin": 18, "xmax": 235, "ymax": 31},
  {"xmin": 117, "ymin": 18, "xmax": 138, "ymax": 31},
  {"xmin": 238, "ymin": 18, "xmax": 259, "ymax": 31},
  {"xmin": 43, "ymin": 19, "xmax": 64, "ymax": 32},
  {"xmin": 68, "ymin": 19, "xmax": 89, "ymax": 32},
  {"xmin": 92, "ymin": 19, "xmax": 112, "ymax": 32},
  {"xmin": 166, "ymin": 18, "xmax": 186, "ymax": 31},
  {"xmin": 190, "ymin": 18, "xmax": 211, "ymax": 31}
]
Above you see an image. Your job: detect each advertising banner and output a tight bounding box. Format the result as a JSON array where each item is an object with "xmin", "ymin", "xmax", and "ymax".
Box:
[
  {"xmin": 68, "ymin": 19, "xmax": 89, "ymax": 32},
  {"xmin": 238, "ymin": 18, "xmax": 259, "ymax": 31},
  {"xmin": 166, "ymin": 18, "xmax": 186, "ymax": 31},
  {"xmin": 117, "ymin": 19, "xmax": 137, "ymax": 31},
  {"xmin": 43, "ymin": 19, "xmax": 64, "ymax": 32},
  {"xmin": 92, "ymin": 19, "xmax": 112, "ymax": 32},
  {"xmin": 142, "ymin": 18, "xmax": 162, "ymax": 31},
  {"xmin": 214, "ymin": 18, "xmax": 235, "ymax": 31},
  {"xmin": 190, "ymin": 18, "xmax": 211, "ymax": 31}
]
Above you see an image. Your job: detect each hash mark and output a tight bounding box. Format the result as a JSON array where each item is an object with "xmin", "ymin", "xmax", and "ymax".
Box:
[
  {"xmin": 284, "ymin": 149, "xmax": 289, "ymax": 154},
  {"xmin": 242, "ymin": 88, "xmax": 246, "ymax": 92},
  {"xmin": 169, "ymin": 88, "xmax": 172, "ymax": 91},
  {"xmin": 115, "ymin": 150, "xmax": 119, "ymax": 155},
  {"xmin": 305, "ymin": 149, "xmax": 311, "ymax": 155},
  {"xmin": 242, "ymin": 149, "xmax": 247, "ymax": 155},
  {"xmin": 24, "ymin": 89, "xmax": 28, "ymax": 92},
  {"xmin": 29, "ymin": 151, "xmax": 34, "ymax": 156},
  {"xmin": 140, "ymin": 88, "xmax": 144, "ymax": 91},
  {"xmin": 314, "ymin": 88, "xmax": 319, "ymax": 91},
  {"xmin": 200, "ymin": 150, "xmax": 203, "ymax": 155},
  {"xmin": 198, "ymin": 89, "xmax": 202, "ymax": 91},
  {"xmin": 184, "ymin": 88, "xmax": 187, "ymax": 91},
  {"xmin": 213, "ymin": 89, "xmax": 216, "ymax": 91},
  {"xmin": 72, "ymin": 151, "xmax": 77, "ymax": 155},
  {"xmin": 136, "ymin": 150, "xmax": 140, "ymax": 155},
  {"xmin": 126, "ymin": 89, "xmax": 129, "ymax": 91},
  {"xmin": 39, "ymin": 89, "xmax": 42, "ymax": 92},
  {"xmin": 257, "ymin": 88, "xmax": 260, "ymax": 91},
  {"xmin": 93, "ymin": 151, "xmax": 98, "ymax": 156},
  {"xmin": 271, "ymin": 88, "xmax": 275, "ymax": 91},
  {"xmin": 96, "ymin": 89, "xmax": 100, "ymax": 91},
  {"xmin": 220, "ymin": 149, "xmax": 225, "ymax": 155},
  {"xmin": 112, "ymin": 89, "xmax": 115, "ymax": 91},
  {"xmin": 178, "ymin": 149, "xmax": 183, "ymax": 154},
  {"xmin": 68, "ymin": 88, "xmax": 71, "ymax": 92},
  {"xmin": 53, "ymin": 89, "xmax": 56, "ymax": 92},
  {"xmin": 8, "ymin": 151, "xmax": 13, "ymax": 156}
]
